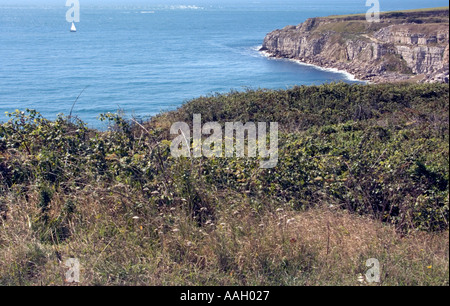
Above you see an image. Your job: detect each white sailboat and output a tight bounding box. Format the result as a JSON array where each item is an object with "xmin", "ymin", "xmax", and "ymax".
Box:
[{"xmin": 70, "ymin": 22, "xmax": 77, "ymax": 32}]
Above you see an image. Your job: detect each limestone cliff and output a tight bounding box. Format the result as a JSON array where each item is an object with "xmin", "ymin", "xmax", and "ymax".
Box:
[{"xmin": 261, "ymin": 8, "xmax": 449, "ymax": 83}]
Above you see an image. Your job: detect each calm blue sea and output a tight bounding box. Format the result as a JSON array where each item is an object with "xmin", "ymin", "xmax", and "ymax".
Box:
[{"xmin": 1, "ymin": 0, "xmax": 448, "ymax": 128}]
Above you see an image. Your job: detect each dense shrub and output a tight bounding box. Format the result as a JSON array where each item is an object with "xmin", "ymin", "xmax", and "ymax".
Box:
[{"xmin": 0, "ymin": 83, "xmax": 448, "ymax": 232}]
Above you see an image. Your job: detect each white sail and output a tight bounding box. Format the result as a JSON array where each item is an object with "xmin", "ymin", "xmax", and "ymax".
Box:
[{"xmin": 70, "ymin": 22, "xmax": 76, "ymax": 32}]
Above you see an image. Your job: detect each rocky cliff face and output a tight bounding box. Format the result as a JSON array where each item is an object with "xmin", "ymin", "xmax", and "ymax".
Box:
[{"xmin": 261, "ymin": 9, "xmax": 449, "ymax": 83}]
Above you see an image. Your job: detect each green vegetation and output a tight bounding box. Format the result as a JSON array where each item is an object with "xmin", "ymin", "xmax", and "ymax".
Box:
[
  {"xmin": 387, "ymin": 6, "xmax": 449, "ymax": 14},
  {"xmin": 318, "ymin": 7, "xmax": 449, "ymax": 35},
  {"xmin": 0, "ymin": 83, "xmax": 448, "ymax": 285},
  {"xmin": 326, "ymin": 6, "xmax": 449, "ymax": 20}
]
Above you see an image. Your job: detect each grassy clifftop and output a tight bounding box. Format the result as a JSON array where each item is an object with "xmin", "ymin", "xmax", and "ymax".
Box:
[
  {"xmin": 326, "ymin": 6, "xmax": 449, "ymax": 20},
  {"xmin": 0, "ymin": 83, "xmax": 449, "ymax": 285}
]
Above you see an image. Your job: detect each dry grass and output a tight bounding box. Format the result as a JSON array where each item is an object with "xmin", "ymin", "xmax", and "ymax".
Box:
[{"xmin": 0, "ymin": 184, "xmax": 448, "ymax": 286}]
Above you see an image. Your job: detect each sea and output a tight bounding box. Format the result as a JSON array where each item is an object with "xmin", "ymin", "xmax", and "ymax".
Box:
[{"xmin": 1, "ymin": 0, "xmax": 448, "ymax": 128}]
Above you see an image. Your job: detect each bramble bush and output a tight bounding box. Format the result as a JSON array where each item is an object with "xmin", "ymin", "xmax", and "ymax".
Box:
[{"xmin": 0, "ymin": 83, "xmax": 448, "ymax": 233}]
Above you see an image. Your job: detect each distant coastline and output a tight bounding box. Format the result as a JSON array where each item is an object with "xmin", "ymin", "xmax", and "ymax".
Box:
[{"xmin": 260, "ymin": 7, "xmax": 450, "ymax": 84}]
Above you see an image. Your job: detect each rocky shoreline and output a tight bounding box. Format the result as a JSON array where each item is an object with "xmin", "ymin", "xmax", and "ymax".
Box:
[{"xmin": 260, "ymin": 8, "xmax": 449, "ymax": 84}]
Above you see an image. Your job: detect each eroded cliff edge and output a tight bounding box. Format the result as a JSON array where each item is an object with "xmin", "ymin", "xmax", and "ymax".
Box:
[{"xmin": 261, "ymin": 8, "xmax": 449, "ymax": 83}]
